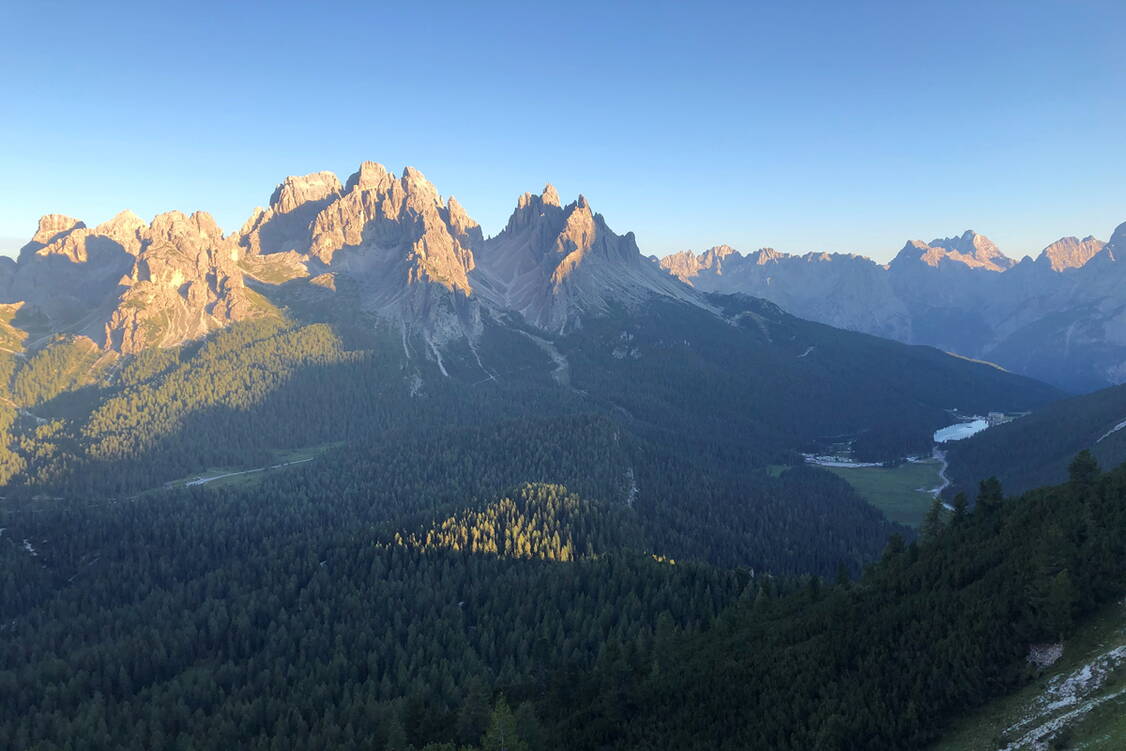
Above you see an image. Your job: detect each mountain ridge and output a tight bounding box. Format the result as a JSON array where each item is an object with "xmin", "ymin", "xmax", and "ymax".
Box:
[
  {"xmin": 662, "ymin": 224, "xmax": 1126, "ymax": 391},
  {"xmin": 2, "ymin": 162, "xmax": 704, "ymax": 356}
]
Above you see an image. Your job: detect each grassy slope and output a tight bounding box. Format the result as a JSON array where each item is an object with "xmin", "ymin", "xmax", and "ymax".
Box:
[
  {"xmin": 933, "ymin": 599, "xmax": 1126, "ymax": 751},
  {"xmin": 823, "ymin": 459, "xmax": 943, "ymax": 527}
]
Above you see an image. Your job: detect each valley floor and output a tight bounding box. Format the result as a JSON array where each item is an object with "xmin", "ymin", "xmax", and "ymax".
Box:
[{"xmin": 822, "ymin": 458, "xmax": 944, "ymax": 527}]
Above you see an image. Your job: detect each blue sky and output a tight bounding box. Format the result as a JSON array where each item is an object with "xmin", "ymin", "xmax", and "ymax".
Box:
[{"xmin": 1, "ymin": 0, "xmax": 1123, "ymax": 262}]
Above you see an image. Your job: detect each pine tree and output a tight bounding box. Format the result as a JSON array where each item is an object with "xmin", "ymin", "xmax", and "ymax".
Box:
[
  {"xmin": 920, "ymin": 499, "xmax": 945, "ymax": 543},
  {"xmin": 977, "ymin": 477, "xmax": 1004, "ymax": 513},
  {"xmin": 482, "ymin": 696, "xmax": 526, "ymax": 751},
  {"xmin": 455, "ymin": 677, "xmax": 491, "ymax": 746},
  {"xmin": 1068, "ymin": 450, "xmax": 1099, "ymax": 488},
  {"xmin": 951, "ymin": 492, "xmax": 968, "ymax": 522},
  {"xmin": 513, "ymin": 702, "xmax": 543, "ymax": 751}
]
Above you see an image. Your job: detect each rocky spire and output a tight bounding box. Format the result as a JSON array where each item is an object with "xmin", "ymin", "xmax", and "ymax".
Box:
[
  {"xmin": 304, "ymin": 162, "xmax": 479, "ymax": 310},
  {"xmin": 475, "ymin": 186, "xmax": 695, "ymax": 331},
  {"xmin": 542, "ymin": 183, "xmax": 561, "ymax": 207},
  {"xmin": 505, "ymin": 186, "xmax": 566, "ymax": 232}
]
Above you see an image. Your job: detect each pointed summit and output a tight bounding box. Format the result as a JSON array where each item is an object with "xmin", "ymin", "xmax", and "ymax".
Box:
[
  {"xmin": 474, "ymin": 188, "xmax": 695, "ymax": 331},
  {"xmin": 890, "ymin": 231, "xmax": 1012, "ymax": 272},
  {"xmin": 505, "ymin": 186, "xmax": 566, "ymax": 232},
  {"xmin": 542, "ymin": 184, "xmax": 560, "ymax": 207},
  {"xmin": 299, "ymin": 158, "xmax": 481, "ymax": 341},
  {"xmin": 928, "ymin": 230, "xmax": 1013, "ymax": 270}
]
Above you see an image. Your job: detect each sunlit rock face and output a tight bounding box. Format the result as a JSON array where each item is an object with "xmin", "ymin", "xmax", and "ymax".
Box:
[
  {"xmin": 306, "ymin": 163, "xmax": 479, "ymax": 297},
  {"xmin": 10, "ymin": 156, "xmax": 1121, "ymax": 392},
  {"xmin": 661, "ymin": 225, "xmax": 1126, "ymax": 392},
  {"xmin": 240, "ymin": 171, "xmax": 343, "ymax": 257},
  {"xmin": 105, "ymin": 211, "xmax": 260, "ymax": 353},
  {"xmin": 8, "ymin": 161, "xmax": 702, "ymax": 357},
  {"xmin": 472, "ymin": 186, "xmax": 698, "ymax": 332},
  {"xmin": 1, "ymin": 207, "xmax": 265, "ymax": 354},
  {"xmin": 1036, "ymin": 236, "xmax": 1105, "ymax": 272}
]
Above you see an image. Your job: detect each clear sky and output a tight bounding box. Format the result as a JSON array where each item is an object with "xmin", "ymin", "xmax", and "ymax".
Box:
[{"xmin": 1, "ymin": 0, "xmax": 1124, "ymax": 262}]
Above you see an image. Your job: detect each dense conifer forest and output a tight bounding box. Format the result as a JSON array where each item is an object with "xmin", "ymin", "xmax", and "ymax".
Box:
[
  {"xmin": 3, "ymin": 438, "xmax": 1122, "ymax": 750},
  {"xmin": 0, "ymin": 305, "xmax": 1087, "ymax": 750}
]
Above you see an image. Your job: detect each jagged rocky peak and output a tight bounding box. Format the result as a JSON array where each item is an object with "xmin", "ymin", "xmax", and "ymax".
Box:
[
  {"xmin": 304, "ymin": 162, "xmax": 478, "ymax": 301},
  {"xmin": 891, "ymin": 230, "xmax": 1012, "ymax": 272},
  {"xmin": 108, "ymin": 209, "xmax": 262, "ymax": 353},
  {"xmin": 659, "ymin": 245, "xmax": 742, "ymax": 282},
  {"xmin": 18, "ymin": 214, "xmax": 86, "ymax": 261},
  {"xmin": 551, "ymin": 194, "xmax": 647, "ymax": 272},
  {"xmin": 147, "ymin": 210, "xmax": 224, "ymax": 244},
  {"xmin": 17, "ymin": 209, "xmax": 149, "ymax": 270},
  {"xmin": 1036, "ymin": 235, "xmax": 1106, "ymax": 271},
  {"xmin": 269, "ymin": 171, "xmax": 343, "ymax": 215},
  {"xmin": 748, "ymin": 247, "xmax": 784, "ymax": 265},
  {"xmin": 0, "ymin": 203, "xmax": 265, "ymax": 354},
  {"xmin": 506, "ymin": 184, "xmax": 565, "ymax": 231},
  {"xmin": 239, "ymin": 172, "xmax": 344, "ymax": 257},
  {"xmin": 475, "ymin": 186, "xmax": 695, "ymax": 331},
  {"xmin": 659, "ymin": 250, "xmax": 705, "ymax": 280},
  {"xmin": 344, "ymin": 161, "xmax": 395, "ymax": 193},
  {"xmin": 929, "ymin": 230, "xmax": 1013, "ymax": 270}
]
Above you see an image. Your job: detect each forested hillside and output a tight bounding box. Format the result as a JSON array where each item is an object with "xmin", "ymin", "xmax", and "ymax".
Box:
[
  {"xmin": 0, "ymin": 477, "xmax": 751, "ymax": 750},
  {"xmin": 544, "ymin": 453, "xmax": 1126, "ymax": 750},
  {"xmin": 0, "ymin": 264, "xmax": 1073, "ymax": 751},
  {"xmin": 945, "ymin": 380, "xmax": 1126, "ymax": 498},
  {"xmin": 3, "ymin": 438, "xmax": 1121, "ymax": 749}
]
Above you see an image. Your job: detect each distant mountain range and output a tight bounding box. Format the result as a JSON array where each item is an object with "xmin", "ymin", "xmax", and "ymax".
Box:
[{"xmin": 660, "ymin": 225, "xmax": 1126, "ymax": 392}]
